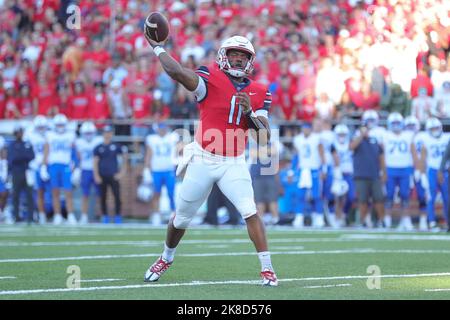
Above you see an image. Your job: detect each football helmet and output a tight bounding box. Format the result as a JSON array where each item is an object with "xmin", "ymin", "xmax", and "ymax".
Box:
[
  {"xmin": 53, "ymin": 114, "xmax": 68, "ymax": 133},
  {"xmin": 426, "ymin": 117, "xmax": 443, "ymax": 138},
  {"xmin": 33, "ymin": 115, "xmax": 48, "ymax": 134},
  {"xmin": 331, "ymin": 179, "xmax": 349, "ymax": 197},
  {"xmin": 334, "ymin": 124, "xmax": 350, "ymax": 143},
  {"xmin": 216, "ymin": 36, "xmax": 255, "ymax": 78},
  {"xmin": 362, "ymin": 110, "xmax": 379, "ymax": 129},
  {"xmin": 404, "ymin": 115, "xmax": 420, "ymax": 132},
  {"xmin": 137, "ymin": 183, "xmax": 154, "ymax": 202},
  {"xmin": 387, "ymin": 112, "xmax": 404, "ymax": 132},
  {"xmin": 80, "ymin": 121, "xmax": 97, "ymax": 141}
]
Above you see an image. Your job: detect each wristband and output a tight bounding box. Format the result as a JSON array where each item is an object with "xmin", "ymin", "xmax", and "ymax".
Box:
[{"xmin": 153, "ymin": 46, "xmax": 166, "ymax": 57}]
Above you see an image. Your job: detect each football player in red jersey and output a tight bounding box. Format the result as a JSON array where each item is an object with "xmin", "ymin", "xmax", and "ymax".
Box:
[{"xmin": 142, "ymin": 34, "xmax": 278, "ymax": 286}]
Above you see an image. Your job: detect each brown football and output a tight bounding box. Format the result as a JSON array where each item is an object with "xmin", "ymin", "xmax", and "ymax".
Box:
[{"xmin": 144, "ymin": 12, "xmax": 170, "ymax": 42}]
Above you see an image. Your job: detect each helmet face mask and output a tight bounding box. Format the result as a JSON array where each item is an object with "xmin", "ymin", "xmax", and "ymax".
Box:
[
  {"xmin": 33, "ymin": 116, "xmax": 48, "ymax": 135},
  {"xmin": 426, "ymin": 118, "xmax": 443, "ymax": 138},
  {"xmin": 430, "ymin": 127, "xmax": 442, "ymax": 138},
  {"xmin": 216, "ymin": 36, "xmax": 255, "ymax": 78}
]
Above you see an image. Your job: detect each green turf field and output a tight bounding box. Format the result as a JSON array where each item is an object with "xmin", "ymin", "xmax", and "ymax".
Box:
[{"xmin": 0, "ymin": 224, "xmax": 450, "ymax": 300}]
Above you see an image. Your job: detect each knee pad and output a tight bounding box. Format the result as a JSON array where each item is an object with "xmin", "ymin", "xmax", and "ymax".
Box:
[
  {"xmin": 238, "ymin": 196, "xmax": 257, "ymax": 219},
  {"xmin": 173, "ymin": 210, "xmax": 193, "ymax": 229}
]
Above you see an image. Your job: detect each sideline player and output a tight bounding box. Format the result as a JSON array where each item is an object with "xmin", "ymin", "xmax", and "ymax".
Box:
[
  {"xmin": 382, "ymin": 113, "xmax": 414, "ymax": 230},
  {"xmin": 330, "ymin": 124, "xmax": 354, "ymax": 228},
  {"xmin": 292, "ymin": 121, "xmax": 326, "ymax": 228},
  {"xmin": 75, "ymin": 121, "xmax": 103, "ymax": 224},
  {"xmin": 420, "ymin": 118, "xmax": 449, "ymax": 230},
  {"xmin": 142, "ymin": 33, "xmax": 278, "ymax": 286},
  {"xmin": 43, "ymin": 114, "xmax": 77, "ymax": 225},
  {"xmin": 25, "ymin": 116, "xmax": 50, "ymax": 224},
  {"xmin": 143, "ymin": 123, "xmax": 179, "ymax": 226}
]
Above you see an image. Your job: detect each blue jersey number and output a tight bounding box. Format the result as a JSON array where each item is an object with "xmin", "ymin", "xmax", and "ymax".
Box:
[{"xmin": 388, "ymin": 141, "xmax": 407, "ymax": 154}]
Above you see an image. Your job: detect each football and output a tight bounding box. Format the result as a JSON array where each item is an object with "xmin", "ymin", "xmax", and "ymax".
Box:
[{"xmin": 144, "ymin": 12, "xmax": 170, "ymax": 42}]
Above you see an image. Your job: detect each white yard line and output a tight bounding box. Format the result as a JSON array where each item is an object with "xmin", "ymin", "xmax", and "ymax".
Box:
[
  {"xmin": 78, "ymin": 279, "xmax": 124, "ymax": 283},
  {"xmin": 0, "ymin": 276, "xmax": 16, "ymax": 280},
  {"xmin": 342, "ymin": 234, "xmax": 450, "ymax": 241},
  {"xmin": 303, "ymin": 283, "xmax": 352, "ymax": 289},
  {"xmin": 425, "ymin": 288, "xmax": 450, "ymax": 292},
  {"xmin": 0, "ymin": 272, "xmax": 449, "ymax": 296},
  {"xmin": 0, "ymin": 238, "xmax": 360, "ymax": 247},
  {"xmin": 1, "ymin": 249, "xmax": 450, "ymax": 264}
]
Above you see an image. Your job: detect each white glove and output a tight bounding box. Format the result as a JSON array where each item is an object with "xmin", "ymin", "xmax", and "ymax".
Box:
[
  {"xmin": 420, "ymin": 173, "xmax": 429, "ymax": 190},
  {"xmin": 414, "ymin": 169, "xmax": 421, "ymax": 183},
  {"xmin": 142, "ymin": 168, "xmax": 153, "ymax": 185},
  {"xmin": 25, "ymin": 169, "xmax": 35, "ymax": 187},
  {"xmin": 0, "ymin": 159, "xmax": 7, "ymax": 182},
  {"xmin": 40, "ymin": 165, "xmax": 50, "ymax": 182},
  {"xmin": 71, "ymin": 168, "xmax": 81, "ymax": 187}
]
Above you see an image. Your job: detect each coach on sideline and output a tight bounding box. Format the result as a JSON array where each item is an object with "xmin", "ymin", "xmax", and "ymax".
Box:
[
  {"xmin": 438, "ymin": 140, "xmax": 450, "ymax": 232},
  {"xmin": 8, "ymin": 125, "xmax": 35, "ymax": 223},
  {"xmin": 93, "ymin": 125, "xmax": 128, "ymax": 224},
  {"xmin": 350, "ymin": 124, "xmax": 387, "ymax": 228}
]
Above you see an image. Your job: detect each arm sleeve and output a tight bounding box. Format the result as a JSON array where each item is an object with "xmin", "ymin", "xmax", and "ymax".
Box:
[
  {"xmin": 194, "ymin": 66, "xmax": 209, "ymax": 102},
  {"xmin": 255, "ymin": 90, "xmax": 272, "ymax": 119}
]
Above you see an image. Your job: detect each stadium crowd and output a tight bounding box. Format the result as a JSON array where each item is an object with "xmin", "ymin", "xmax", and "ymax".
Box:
[{"xmin": 0, "ymin": 0, "xmax": 450, "ymax": 231}]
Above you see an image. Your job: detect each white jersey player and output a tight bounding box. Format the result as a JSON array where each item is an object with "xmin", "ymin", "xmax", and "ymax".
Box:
[
  {"xmin": 43, "ymin": 114, "xmax": 77, "ymax": 225},
  {"xmin": 143, "ymin": 123, "xmax": 180, "ymax": 225},
  {"xmin": 75, "ymin": 122, "xmax": 103, "ymax": 224},
  {"xmin": 292, "ymin": 122, "xmax": 326, "ymax": 228},
  {"xmin": 330, "ymin": 124, "xmax": 354, "ymax": 228},
  {"xmin": 382, "ymin": 113, "xmax": 414, "ymax": 230},
  {"xmin": 24, "ymin": 116, "xmax": 49, "ymax": 224},
  {"xmin": 421, "ymin": 117, "xmax": 450, "ymax": 230}
]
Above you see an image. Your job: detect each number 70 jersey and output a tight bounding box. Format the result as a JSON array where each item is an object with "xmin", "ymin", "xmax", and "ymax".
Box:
[
  {"xmin": 382, "ymin": 131, "xmax": 414, "ymax": 168},
  {"xmin": 194, "ymin": 64, "xmax": 271, "ymax": 157}
]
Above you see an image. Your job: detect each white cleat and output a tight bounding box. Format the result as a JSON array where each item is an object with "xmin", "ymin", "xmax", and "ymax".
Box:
[
  {"xmin": 260, "ymin": 268, "xmax": 278, "ymax": 287},
  {"xmin": 67, "ymin": 213, "xmax": 78, "ymax": 226},
  {"xmin": 53, "ymin": 214, "xmax": 63, "ymax": 225},
  {"xmin": 38, "ymin": 212, "xmax": 47, "ymax": 224},
  {"xmin": 383, "ymin": 215, "xmax": 392, "ymax": 229},
  {"xmin": 79, "ymin": 214, "xmax": 88, "ymax": 225},
  {"xmin": 150, "ymin": 212, "xmax": 162, "ymax": 226},
  {"xmin": 419, "ymin": 215, "xmax": 428, "ymax": 231},
  {"xmin": 144, "ymin": 256, "xmax": 172, "ymax": 282},
  {"xmin": 292, "ymin": 215, "xmax": 304, "ymax": 228},
  {"xmin": 363, "ymin": 215, "xmax": 373, "ymax": 228},
  {"xmin": 312, "ymin": 213, "xmax": 325, "ymax": 228},
  {"xmin": 403, "ymin": 216, "xmax": 414, "ymax": 231}
]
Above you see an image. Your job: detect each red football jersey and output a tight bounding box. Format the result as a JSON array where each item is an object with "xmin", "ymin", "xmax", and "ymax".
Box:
[{"xmin": 194, "ymin": 64, "xmax": 271, "ymax": 157}]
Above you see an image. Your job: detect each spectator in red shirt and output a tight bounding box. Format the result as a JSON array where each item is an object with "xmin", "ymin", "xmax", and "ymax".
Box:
[
  {"xmin": 67, "ymin": 81, "xmax": 89, "ymax": 119},
  {"xmin": 54, "ymin": 83, "xmax": 70, "ymax": 116},
  {"xmin": 129, "ymin": 79, "xmax": 152, "ymax": 133},
  {"xmin": 17, "ymin": 84, "xmax": 34, "ymax": 118},
  {"xmin": 32, "ymin": 73, "xmax": 57, "ymax": 116},
  {"xmin": 272, "ymin": 77, "xmax": 299, "ymax": 120},
  {"xmin": 89, "ymin": 81, "xmax": 111, "ymax": 128},
  {"xmin": 346, "ymin": 79, "xmax": 380, "ymax": 110},
  {"xmin": 296, "ymin": 90, "xmax": 317, "ymax": 122},
  {"xmin": 3, "ymin": 81, "xmax": 20, "ymax": 119},
  {"xmin": 0, "ymin": 77, "xmax": 5, "ymax": 119},
  {"xmin": 410, "ymin": 68, "xmax": 434, "ymax": 98}
]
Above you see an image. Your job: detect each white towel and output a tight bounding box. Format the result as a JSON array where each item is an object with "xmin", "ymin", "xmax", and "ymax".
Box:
[{"xmin": 298, "ymin": 168, "xmax": 312, "ymax": 189}]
